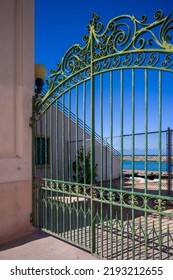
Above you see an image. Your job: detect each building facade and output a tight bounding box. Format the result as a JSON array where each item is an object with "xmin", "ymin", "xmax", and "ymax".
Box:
[{"xmin": 0, "ymin": 0, "xmax": 34, "ymax": 244}]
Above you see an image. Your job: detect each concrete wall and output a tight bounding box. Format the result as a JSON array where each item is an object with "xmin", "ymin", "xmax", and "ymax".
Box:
[{"xmin": 0, "ymin": 0, "xmax": 35, "ymax": 244}]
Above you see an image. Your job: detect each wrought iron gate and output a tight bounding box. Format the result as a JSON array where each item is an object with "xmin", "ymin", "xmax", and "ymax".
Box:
[{"xmin": 31, "ymin": 11, "xmax": 173, "ymax": 259}]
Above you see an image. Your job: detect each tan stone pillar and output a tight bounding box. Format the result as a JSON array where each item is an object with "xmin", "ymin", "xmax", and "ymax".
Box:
[{"xmin": 0, "ymin": 0, "xmax": 35, "ymax": 244}]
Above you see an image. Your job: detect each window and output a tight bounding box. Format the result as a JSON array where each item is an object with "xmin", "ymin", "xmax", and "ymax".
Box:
[{"xmin": 36, "ymin": 137, "xmax": 50, "ymax": 165}]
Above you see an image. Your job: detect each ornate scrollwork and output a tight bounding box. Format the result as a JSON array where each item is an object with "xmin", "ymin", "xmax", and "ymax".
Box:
[
  {"xmin": 39, "ymin": 180, "xmax": 173, "ymax": 219},
  {"xmin": 147, "ymin": 52, "xmax": 160, "ymax": 67},
  {"xmin": 134, "ymin": 52, "xmax": 146, "ymax": 66},
  {"xmin": 39, "ymin": 10, "xmax": 173, "ymax": 109},
  {"xmin": 161, "ymin": 53, "xmax": 173, "ymax": 68},
  {"xmin": 154, "ymin": 198, "xmax": 166, "ymax": 212},
  {"xmin": 128, "ymin": 194, "xmax": 139, "ymax": 207}
]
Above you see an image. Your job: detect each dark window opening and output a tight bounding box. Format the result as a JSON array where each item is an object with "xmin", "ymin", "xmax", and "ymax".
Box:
[{"xmin": 36, "ymin": 137, "xmax": 50, "ymax": 165}]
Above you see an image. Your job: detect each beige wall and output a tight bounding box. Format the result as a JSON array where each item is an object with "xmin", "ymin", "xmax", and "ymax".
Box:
[{"xmin": 0, "ymin": 0, "xmax": 35, "ymax": 244}]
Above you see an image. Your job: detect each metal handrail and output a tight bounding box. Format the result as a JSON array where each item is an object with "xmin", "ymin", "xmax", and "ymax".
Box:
[{"xmin": 41, "ymin": 88, "xmax": 120, "ymax": 157}]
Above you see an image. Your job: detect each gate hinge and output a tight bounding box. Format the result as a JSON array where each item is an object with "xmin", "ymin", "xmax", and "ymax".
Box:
[{"xmin": 30, "ymin": 213, "xmax": 33, "ymax": 223}]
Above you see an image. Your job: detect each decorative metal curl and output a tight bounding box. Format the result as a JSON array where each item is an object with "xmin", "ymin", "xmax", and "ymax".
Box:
[
  {"xmin": 128, "ymin": 194, "xmax": 139, "ymax": 207},
  {"xmin": 154, "ymin": 198, "xmax": 166, "ymax": 212},
  {"xmin": 39, "ymin": 10, "xmax": 173, "ymax": 109},
  {"xmin": 147, "ymin": 52, "xmax": 160, "ymax": 67},
  {"xmin": 161, "ymin": 53, "xmax": 173, "ymax": 68},
  {"xmin": 134, "ymin": 52, "xmax": 146, "ymax": 66}
]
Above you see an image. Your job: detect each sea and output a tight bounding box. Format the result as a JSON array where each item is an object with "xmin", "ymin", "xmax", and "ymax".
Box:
[{"xmin": 123, "ymin": 160, "xmax": 169, "ymax": 172}]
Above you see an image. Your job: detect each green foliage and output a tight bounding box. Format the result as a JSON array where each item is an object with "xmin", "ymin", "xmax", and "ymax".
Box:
[{"xmin": 72, "ymin": 146, "xmax": 98, "ymax": 184}]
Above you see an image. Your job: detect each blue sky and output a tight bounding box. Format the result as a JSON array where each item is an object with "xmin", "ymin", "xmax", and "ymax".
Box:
[{"xmin": 35, "ymin": 1, "xmax": 173, "ymax": 153}]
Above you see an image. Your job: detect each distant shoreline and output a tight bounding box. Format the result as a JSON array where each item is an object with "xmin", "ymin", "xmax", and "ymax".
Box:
[{"xmin": 123, "ymin": 156, "xmax": 169, "ymax": 162}]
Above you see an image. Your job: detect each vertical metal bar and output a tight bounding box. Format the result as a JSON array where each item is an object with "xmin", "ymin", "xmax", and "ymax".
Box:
[
  {"xmin": 144, "ymin": 69, "xmax": 148, "ymax": 194},
  {"xmin": 76, "ymin": 195, "xmax": 79, "ymax": 244},
  {"xmin": 83, "ymin": 83, "xmax": 86, "ymax": 184},
  {"xmin": 167, "ymin": 127, "xmax": 171, "ymax": 196},
  {"xmin": 132, "ymin": 69, "xmax": 135, "ymax": 192},
  {"xmin": 105, "ymin": 137, "xmax": 108, "ymax": 182},
  {"xmin": 73, "ymin": 200, "xmax": 76, "ymax": 242},
  {"xmin": 158, "ymin": 70, "xmax": 163, "ymax": 261},
  {"xmin": 120, "ymin": 69, "xmax": 124, "ymax": 191},
  {"xmin": 45, "ymin": 183, "xmax": 48, "ymax": 230},
  {"xmin": 66, "ymin": 197, "xmax": 69, "ymax": 239},
  {"xmin": 100, "ymin": 73, "xmax": 103, "ymax": 187},
  {"xmin": 56, "ymin": 176, "xmax": 59, "ymax": 234},
  {"xmin": 59, "ymin": 197, "xmax": 62, "ymax": 236},
  {"xmin": 62, "ymin": 193, "xmax": 65, "ymax": 238},
  {"xmin": 120, "ymin": 69, "xmax": 124, "ymax": 259},
  {"xmin": 110, "ymin": 71, "xmax": 113, "ymax": 190},
  {"xmin": 90, "ymin": 34, "xmax": 95, "ymax": 186},
  {"xmin": 110, "ymin": 71, "xmax": 113, "ymax": 259},
  {"xmin": 139, "ymin": 217, "xmax": 142, "ymax": 259},
  {"xmin": 96, "ymin": 212, "xmax": 99, "ymax": 256},
  {"xmin": 35, "ymin": 121, "xmax": 38, "ymax": 178},
  {"xmin": 152, "ymin": 220, "xmax": 155, "ymax": 258},
  {"xmin": 68, "ymin": 90, "xmax": 71, "ymax": 181},
  {"xmin": 115, "ymin": 211, "xmax": 118, "ymax": 259},
  {"xmin": 37, "ymin": 116, "xmax": 45, "ymax": 227},
  {"xmin": 75, "ymin": 85, "xmax": 79, "ymax": 243},
  {"xmin": 84, "ymin": 195, "xmax": 87, "ymax": 248},
  {"xmin": 100, "ymin": 73, "xmax": 104, "ymax": 257},
  {"xmin": 40, "ymin": 117, "xmax": 42, "ymax": 173},
  {"xmin": 48, "ymin": 106, "xmax": 53, "ymax": 231},
  {"xmin": 159, "ymin": 215, "xmax": 162, "ymax": 259},
  {"xmin": 76, "ymin": 86, "xmax": 79, "ymax": 183},
  {"xmin": 49, "ymin": 106, "xmax": 53, "ymax": 232},
  {"xmin": 70, "ymin": 185, "xmax": 72, "ymax": 241},
  {"xmin": 50, "ymin": 186, "xmax": 53, "ymax": 233},
  {"xmin": 167, "ymin": 224, "xmax": 170, "ymax": 260},
  {"xmin": 79, "ymin": 203, "xmax": 82, "ymax": 246},
  {"xmin": 158, "ymin": 70, "xmax": 162, "ymax": 196},
  {"xmin": 44, "ymin": 112, "xmax": 48, "ymax": 230},
  {"xmin": 45, "ymin": 111, "xmax": 48, "ymax": 178},
  {"xmin": 56, "ymin": 100, "xmax": 59, "ymax": 179},
  {"xmin": 106, "ymin": 212, "xmax": 108, "ymax": 258},
  {"xmin": 144, "ymin": 69, "xmax": 148, "ymax": 259},
  {"xmin": 62, "ymin": 95, "xmax": 65, "ymax": 181},
  {"xmin": 127, "ymin": 214, "xmax": 129, "ymax": 259},
  {"xmin": 132, "ymin": 68, "xmax": 135, "ymax": 259},
  {"xmin": 50, "ymin": 106, "xmax": 53, "ymax": 179},
  {"xmin": 83, "ymin": 82, "xmax": 87, "ymax": 248},
  {"xmin": 54, "ymin": 191, "xmax": 58, "ymax": 234},
  {"xmin": 90, "ymin": 25, "xmax": 96, "ymax": 255},
  {"xmin": 62, "ymin": 94, "xmax": 66, "ymax": 239}
]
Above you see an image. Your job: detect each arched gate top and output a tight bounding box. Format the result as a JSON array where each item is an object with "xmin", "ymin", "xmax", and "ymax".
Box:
[{"xmin": 42, "ymin": 10, "xmax": 173, "ymax": 106}]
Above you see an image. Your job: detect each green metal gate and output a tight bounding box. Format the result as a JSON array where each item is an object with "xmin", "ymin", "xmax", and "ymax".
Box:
[{"xmin": 31, "ymin": 11, "xmax": 173, "ymax": 259}]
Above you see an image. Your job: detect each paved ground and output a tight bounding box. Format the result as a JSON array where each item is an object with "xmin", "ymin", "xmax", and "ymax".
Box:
[{"xmin": 0, "ymin": 230, "xmax": 97, "ymax": 260}]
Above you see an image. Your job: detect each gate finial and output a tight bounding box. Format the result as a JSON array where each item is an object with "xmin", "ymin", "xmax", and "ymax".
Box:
[{"xmin": 87, "ymin": 12, "xmax": 103, "ymax": 35}]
